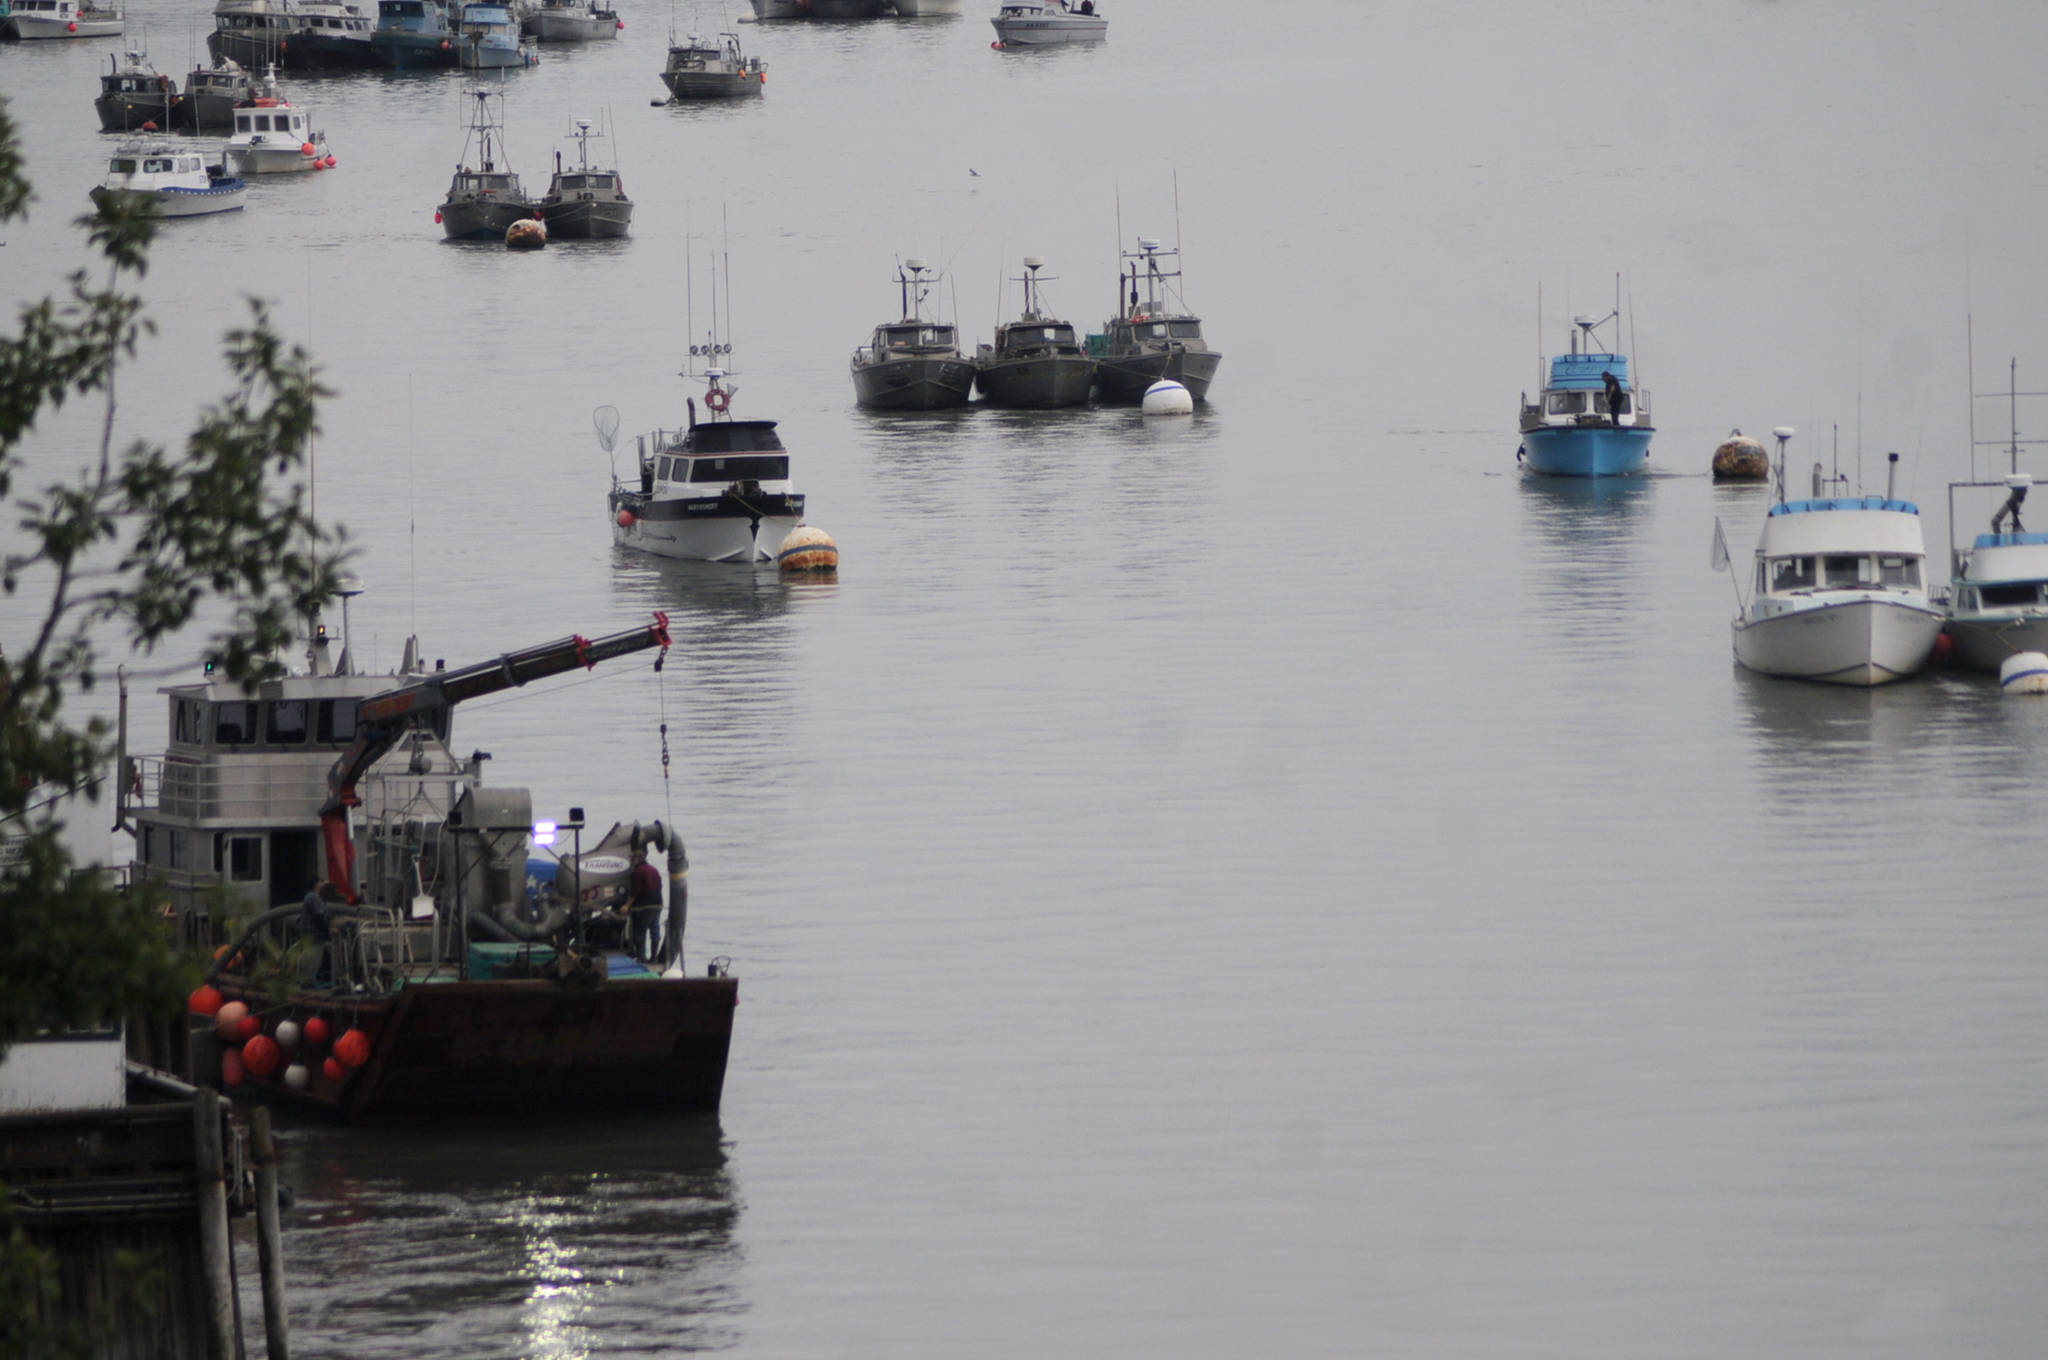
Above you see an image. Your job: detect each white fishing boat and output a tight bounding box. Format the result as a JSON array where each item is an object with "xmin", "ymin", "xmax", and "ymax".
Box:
[
  {"xmin": 1723, "ymin": 433, "xmax": 1944, "ymax": 686},
  {"xmin": 455, "ymin": 0, "xmax": 533, "ymax": 67},
  {"xmin": 989, "ymin": 0, "xmax": 1102, "ymax": 46},
  {"xmin": 610, "ymin": 370, "xmax": 806, "ymax": 564},
  {"xmin": 89, "ymin": 146, "xmax": 248, "ymax": 218},
  {"xmin": 3, "ymin": 0, "xmax": 123, "ymax": 39},
  {"xmin": 526, "ymin": 0, "xmax": 614, "ymax": 41},
  {"xmin": 1944, "ymin": 474, "xmax": 2048, "ymax": 672},
  {"xmin": 223, "ymin": 71, "xmax": 331, "ymax": 175}
]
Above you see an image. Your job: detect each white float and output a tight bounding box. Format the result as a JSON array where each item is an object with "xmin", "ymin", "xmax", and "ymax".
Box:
[
  {"xmin": 1141, "ymin": 379, "xmax": 1193, "ymax": 416},
  {"xmin": 1999, "ymin": 651, "xmax": 2048, "ymax": 694}
]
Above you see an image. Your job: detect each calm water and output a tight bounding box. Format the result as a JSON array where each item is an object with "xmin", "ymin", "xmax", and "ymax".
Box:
[{"xmin": 8, "ymin": 1, "xmax": 2048, "ymax": 1354}]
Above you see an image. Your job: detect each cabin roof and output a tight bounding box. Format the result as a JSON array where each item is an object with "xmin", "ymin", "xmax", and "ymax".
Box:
[
  {"xmin": 1545, "ymin": 353, "xmax": 1631, "ymax": 390},
  {"xmin": 1770, "ymin": 497, "xmax": 1919, "ymax": 517},
  {"xmin": 1974, "ymin": 531, "xmax": 2048, "ymax": 548}
]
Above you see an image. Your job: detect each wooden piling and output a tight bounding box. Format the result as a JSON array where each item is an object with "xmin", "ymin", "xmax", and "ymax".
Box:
[
  {"xmin": 192, "ymin": 1088, "xmax": 238, "ymax": 1360},
  {"xmin": 250, "ymin": 1106, "xmax": 292, "ymax": 1360}
]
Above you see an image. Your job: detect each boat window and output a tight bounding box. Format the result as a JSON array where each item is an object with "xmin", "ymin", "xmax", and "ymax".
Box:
[
  {"xmin": 1823, "ymin": 554, "xmax": 1873, "ymax": 587},
  {"xmin": 140, "ymin": 826, "xmax": 154, "ymax": 866},
  {"xmin": 1547, "ymin": 392, "xmax": 1587, "ymax": 415},
  {"xmin": 218, "ymin": 835, "xmax": 263, "ymax": 883},
  {"xmin": 1754, "ymin": 562, "xmax": 1768, "ymax": 597},
  {"xmin": 1769, "ymin": 556, "xmax": 1816, "ymax": 591},
  {"xmin": 1980, "ymin": 582, "xmax": 2038, "ymax": 606},
  {"xmin": 690, "ymin": 455, "xmax": 788, "ymax": 483},
  {"xmin": 167, "ymin": 831, "xmax": 186, "ymax": 870},
  {"xmin": 144, "ymin": 158, "xmax": 172, "ymax": 173},
  {"xmin": 925, "ymin": 327, "xmax": 954, "ymax": 346},
  {"xmin": 315, "ymin": 699, "xmax": 357, "ymax": 744},
  {"xmin": 1877, "ymin": 556, "xmax": 1921, "ymax": 589},
  {"xmin": 559, "ymin": 176, "xmax": 587, "ymax": 190},
  {"xmin": 266, "ymin": 699, "xmax": 309, "ymax": 745},
  {"xmin": 658, "ymin": 456, "xmax": 677, "ymax": 482},
  {"xmin": 1139, "ymin": 323, "xmax": 1167, "ymax": 339},
  {"xmin": 181, "ymin": 158, "xmax": 201, "ymax": 172},
  {"xmin": 214, "ymin": 701, "xmax": 257, "ymax": 745},
  {"xmin": 173, "ymin": 698, "xmax": 199, "ymax": 743},
  {"xmin": 235, "ymin": 114, "xmax": 251, "ymax": 131},
  {"xmin": 110, "ymin": 158, "xmax": 137, "ymax": 173},
  {"xmin": 1168, "ymin": 321, "xmax": 1201, "ymax": 339}
]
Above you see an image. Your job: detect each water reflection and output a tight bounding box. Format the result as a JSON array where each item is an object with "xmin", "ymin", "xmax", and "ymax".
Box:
[
  {"xmin": 1517, "ymin": 471, "xmax": 1658, "ymax": 659},
  {"xmin": 265, "ymin": 1117, "xmax": 742, "ymax": 1360}
]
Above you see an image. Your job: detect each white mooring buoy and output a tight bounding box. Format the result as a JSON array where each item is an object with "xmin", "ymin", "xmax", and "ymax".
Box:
[
  {"xmin": 778, "ymin": 524, "xmax": 838, "ymax": 573},
  {"xmin": 1999, "ymin": 651, "xmax": 2048, "ymax": 694},
  {"xmin": 1141, "ymin": 379, "xmax": 1194, "ymax": 416}
]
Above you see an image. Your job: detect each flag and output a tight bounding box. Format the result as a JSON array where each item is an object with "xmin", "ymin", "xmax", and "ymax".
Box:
[{"xmin": 1710, "ymin": 517, "xmax": 1731, "ymax": 572}]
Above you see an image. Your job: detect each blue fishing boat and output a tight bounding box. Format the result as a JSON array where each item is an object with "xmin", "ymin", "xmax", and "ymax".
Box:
[
  {"xmin": 1517, "ymin": 308, "xmax": 1653, "ymax": 477},
  {"xmin": 370, "ymin": 0, "xmax": 457, "ymax": 69}
]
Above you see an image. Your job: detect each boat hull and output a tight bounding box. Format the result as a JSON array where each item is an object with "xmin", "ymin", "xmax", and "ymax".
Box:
[
  {"xmin": 1092, "ymin": 346, "xmax": 1219, "ymax": 403},
  {"xmin": 95, "ymin": 93, "xmax": 181, "ymax": 132},
  {"xmin": 889, "ymin": 0, "xmax": 960, "ymax": 12},
  {"xmin": 752, "ymin": 0, "xmax": 882, "ymax": 15},
  {"xmin": 1520, "ymin": 424, "xmax": 1654, "ymax": 477},
  {"xmin": 207, "ymin": 30, "xmax": 378, "ymax": 70},
  {"xmin": 1733, "ymin": 595, "xmax": 1945, "ymax": 686},
  {"xmin": 214, "ymin": 973, "xmax": 737, "ymax": 1123},
  {"xmin": 974, "ymin": 353, "xmax": 1095, "ymax": 408},
  {"xmin": 441, "ymin": 198, "xmax": 539, "ymax": 240},
  {"xmin": 5, "ymin": 13, "xmax": 122, "ymax": 37},
  {"xmin": 530, "ymin": 10, "xmax": 613, "ymax": 39},
  {"xmin": 1943, "ymin": 614, "xmax": 2048, "ymax": 673},
  {"xmin": 230, "ymin": 144, "xmax": 322, "ymax": 175},
  {"xmin": 178, "ymin": 91, "xmax": 249, "ymax": 131},
  {"xmin": 660, "ymin": 69, "xmax": 764, "ymax": 98},
  {"xmin": 543, "ymin": 196, "xmax": 632, "ymax": 239},
  {"xmin": 371, "ymin": 31, "xmax": 458, "ymax": 67},
  {"xmin": 613, "ymin": 498, "xmax": 806, "ymax": 563},
  {"xmin": 852, "ymin": 355, "xmax": 975, "ymax": 410},
  {"xmin": 990, "ymin": 14, "xmax": 1105, "ymax": 44},
  {"xmin": 458, "ymin": 36, "xmax": 531, "ymax": 66},
  {"xmin": 91, "ymin": 182, "xmax": 247, "ymax": 217}
]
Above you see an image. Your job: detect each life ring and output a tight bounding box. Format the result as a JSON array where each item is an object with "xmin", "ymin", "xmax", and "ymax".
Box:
[{"xmin": 704, "ymin": 389, "xmax": 729, "ymax": 413}]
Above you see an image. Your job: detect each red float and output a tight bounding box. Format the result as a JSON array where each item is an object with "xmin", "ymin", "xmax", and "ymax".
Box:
[
  {"xmin": 221, "ymin": 1048, "xmax": 245, "ymax": 1088},
  {"xmin": 304, "ymin": 1016, "xmax": 331, "ymax": 1045},
  {"xmin": 214, "ymin": 1000, "xmax": 249, "ymax": 1039},
  {"xmin": 189, "ymin": 985, "xmax": 224, "ymax": 1016},
  {"xmin": 242, "ymin": 1034, "xmax": 282, "ymax": 1078},
  {"xmin": 334, "ymin": 1028, "xmax": 371, "ymax": 1068},
  {"xmin": 322, "ymin": 1057, "xmax": 345, "ymax": 1082},
  {"xmin": 617, "ymin": 509, "xmax": 635, "ymax": 528},
  {"xmin": 238, "ymin": 1013, "xmax": 263, "ymax": 1041},
  {"xmin": 301, "ymin": 141, "xmax": 317, "ymax": 156}
]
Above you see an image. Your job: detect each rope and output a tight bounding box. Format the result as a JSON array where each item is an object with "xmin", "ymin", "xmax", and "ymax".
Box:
[{"xmin": 657, "ymin": 657, "xmax": 675, "ymax": 826}]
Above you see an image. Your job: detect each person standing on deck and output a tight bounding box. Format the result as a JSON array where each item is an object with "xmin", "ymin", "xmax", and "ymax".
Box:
[
  {"xmin": 626, "ymin": 850, "xmax": 663, "ymax": 963},
  {"xmin": 1602, "ymin": 369, "xmax": 1628, "ymax": 424},
  {"xmin": 300, "ymin": 878, "xmax": 333, "ymax": 986}
]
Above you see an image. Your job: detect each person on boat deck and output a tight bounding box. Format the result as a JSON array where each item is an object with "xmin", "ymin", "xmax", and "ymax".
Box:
[
  {"xmin": 1602, "ymin": 369, "xmax": 1628, "ymax": 423},
  {"xmin": 627, "ymin": 849, "xmax": 663, "ymax": 962},
  {"xmin": 300, "ymin": 878, "xmax": 333, "ymax": 986}
]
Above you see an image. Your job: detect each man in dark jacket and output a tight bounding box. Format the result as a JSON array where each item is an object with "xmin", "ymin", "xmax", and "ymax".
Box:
[{"xmin": 627, "ymin": 850, "xmax": 663, "ymax": 963}]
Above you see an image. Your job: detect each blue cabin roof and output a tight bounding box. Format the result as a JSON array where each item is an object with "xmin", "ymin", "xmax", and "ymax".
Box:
[
  {"xmin": 1769, "ymin": 497, "xmax": 1919, "ymax": 516},
  {"xmin": 1974, "ymin": 531, "xmax": 2048, "ymax": 548},
  {"xmin": 1546, "ymin": 353, "xmax": 1631, "ymax": 391}
]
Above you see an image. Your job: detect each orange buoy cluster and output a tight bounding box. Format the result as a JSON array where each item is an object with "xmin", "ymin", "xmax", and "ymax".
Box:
[{"xmin": 190, "ymin": 989, "xmax": 370, "ymax": 1093}]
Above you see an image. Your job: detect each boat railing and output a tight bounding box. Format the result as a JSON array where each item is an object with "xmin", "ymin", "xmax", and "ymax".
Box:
[{"xmin": 147, "ymin": 755, "xmax": 331, "ymax": 823}]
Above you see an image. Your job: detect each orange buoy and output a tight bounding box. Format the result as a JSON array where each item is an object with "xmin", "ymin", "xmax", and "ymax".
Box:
[
  {"xmin": 189, "ymin": 985, "xmax": 224, "ymax": 1016},
  {"xmin": 322, "ymin": 1056, "xmax": 345, "ymax": 1082},
  {"xmin": 237, "ymin": 1012, "xmax": 262, "ymax": 1041},
  {"xmin": 334, "ymin": 1028, "xmax": 371, "ymax": 1068},
  {"xmin": 301, "ymin": 141, "xmax": 317, "ymax": 156},
  {"xmin": 221, "ymin": 1048, "xmax": 245, "ymax": 1087},
  {"xmin": 242, "ymin": 1034, "xmax": 282, "ymax": 1077},
  {"xmin": 214, "ymin": 1000, "xmax": 249, "ymax": 1039},
  {"xmin": 777, "ymin": 525, "xmax": 839, "ymax": 573},
  {"xmin": 617, "ymin": 509, "xmax": 635, "ymax": 527},
  {"xmin": 304, "ymin": 1016, "xmax": 330, "ymax": 1045}
]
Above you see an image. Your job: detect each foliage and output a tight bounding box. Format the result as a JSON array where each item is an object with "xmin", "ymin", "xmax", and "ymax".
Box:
[{"xmin": 0, "ymin": 89, "xmax": 344, "ymax": 1348}]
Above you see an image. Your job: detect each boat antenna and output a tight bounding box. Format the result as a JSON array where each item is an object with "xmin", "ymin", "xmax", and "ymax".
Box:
[
  {"xmin": 1536, "ymin": 282, "xmax": 1543, "ymax": 391},
  {"xmin": 1627, "ymin": 284, "xmax": 1640, "ymax": 385},
  {"xmin": 408, "ymin": 375, "xmax": 416, "ymax": 636},
  {"xmin": 1967, "ymin": 311, "xmax": 1977, "ymax": 480},
  {"xmin": 1173, "ymin": 170, "xmax": 1184, "ymax": 275},
  {"xmin": 1114, "ymin": 182, "xmax": 1124, "ymax": 318},
  {"xmin": 2011, "ymin": 356, "xmax": 2021, "ymax": 475},
  {"xmin": 1771, "ymin": 426, "xmax": 1793, "ymax": 505}
]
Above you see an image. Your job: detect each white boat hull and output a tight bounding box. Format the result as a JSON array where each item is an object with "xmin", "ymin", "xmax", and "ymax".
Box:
[
  {"xmin": 990, "ymin": 13, "xmax": 1104, "ymax": 44},
  {"xmin": 7, "ymin": 13, "xmax": 122, "ymax": 37},
  {"xmin": 890, "ymin": 0, "xmax": 960, "ymax": 13},
  {"xmin": 229, "ymin": 145, "xmax": 322, "ymax": 175},
  {"xmin": 614, "ymin": 514, "xmax": 799, "ymax": 564},
  {"xmin": 1732, "ymin": 595, "xmax": 1945, "ymax": 686}
]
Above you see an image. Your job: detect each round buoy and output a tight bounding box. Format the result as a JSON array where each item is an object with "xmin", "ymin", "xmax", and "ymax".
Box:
[
  {"xmin": 283, "ymin": 1063, "xmax": 310, "ymax": 1091},
  {"xmin": 1931, "ymin": 631, "xmax": 1956, "ymax": 666},
  {"xmin": 2000, "ymin": 651, "xmax": 2048, "ymax": 694},
  {"xmin": 323, "ymin": 155, "xmax": 336, "ymax": 169},
  {"xmin": 1141, "ymin": 379, "xmax": 1194, "ymax": 416},
  {"xmin": 778, "ymin": 524, "xmax": 839, "ymax": 573},
  {"xmin": 303, "ymin": 1016, "xmax": 330, "ymax": 1046},
  {"xmin": 214, "ymin": 1000, "xmax": 248, "ymax": 1039},
  {"xmin": 1711, "ymin": 434, "xmax": 1769, "ymax": 481},
  {"xmin": 505, "ymin": 218, "xmax": 547, "ymax": 251},
  {"xmin": 237, "ymin": 1012, "xmax": 262, "ymax": 1041},
  {"xmin": 241, "ymin": 1034, "xmax": 282, "ymax": 1078},
  {"xmin": 189, "ymin": 985, "xmax": 224, "ymax": 1016},
  {"xmin": 334, "ymin": 1028, "xmax": 371, "ymax": 1068},
  {"xmin": 274, "ymin": 1019, "xmax": 301, "ymax": 1050},
  {"xmin": 617, "ymin": 509, "xmax": 636, "ymax": 528},
  {"xmin": 301, "ymin": 141, "xmax": 317, "ymax": 156},
  {"xmin": 321, "ymin": 1056, "xmax": 345, "ymax": 1083},
  {"xmin": 67, "ymin": 20, "xmax": 77, "ymax": 30},
  {"xmin": 221, "ymin": 1048, "xmax": 245, "ymax": 1088},
  {"xmin": 140, "ymin": 120, "xmax": 158, "ymax": 132}
]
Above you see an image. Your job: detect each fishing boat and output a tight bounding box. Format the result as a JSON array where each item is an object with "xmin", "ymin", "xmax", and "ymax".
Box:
[
  {"xmin": 1085, "ymin": 236, "xmax": 1221, "ymax": 403},
  {"xmin": 1943, "ymin": 474, "xmax": 2048, "ymax": 672},
  {"xmin": 292, "ymin": 0, "xmax": 378, "ymax": 65},
  {"xmin": 611, "ymin": 362, "xmax": 808, "ymax": 564},
  {"xmin": 436, "ymin": 89, "xmax": 539, "ymax": 240},
  {"xmin": 177, "ymin": 56, "xmax": 256, "ymax": 131},
  {"xmin": 120, "ymin": 614, "xmax": 739, "ymax": 1124},
  {"xmin": 989, "ymin": 0, "xmax": 1103, "ymax": 46},
  {"xmin": 369, "ymin": 0, "xmax": 457, "ymax": 69},
  {"xmin": 454, "ymin": 0, "xmax": 532, "ymax": 65},
  {"xmin": 1517, "ymin": 306, "xmax": 1654, "ymax": 477},
  {"xmin": 850, "ymin": 258, "xmax": 975, "ymax": 410},
  {"xmin": 974, "ymin": 256, "xmax": 1094, "ymax": 408},
  {"xmin": 93, "ymin": 48, "xmax": 181, "ymax": 133},
  {"xmin": 750, "ymin": 0, "xmax": 883, "ymax": 17},
  {"xmin": 1726, "ymin": 437, "xmax": 1944, "ymax": 686},
  {"xmin": 223, "ymin": 70, "xmax": 330, "ymax": 174},
  {"xmin": 526, "ymin": 0, "xmax": 615, "ymax": 41},
  {"xmin": 540, "ymin": 120, "xmax": 631, "ymax": 239},
  {"xmin": 657, "ymin": 29, "xmax": 765, "ymax": 100},
  {"xmin": 1, "ymin": 0, "xmax": 123, "ymax": 39},
  {"xmin": 889, "ymin": 0, "xmax": 961, "ymax": 13},
  {"xmin": 89, "ymin": 145, "xmax": 248, "ymax": 217},
  {"xmin": 208, "ymin": 0, "xmax": 377, "ymax": 69}
]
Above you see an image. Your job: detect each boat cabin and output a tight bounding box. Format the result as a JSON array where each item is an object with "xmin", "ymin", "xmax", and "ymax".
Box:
[
  {"xmin": 1953, "ymin": 531, "xmax": 2048, "ymax": 613},
  {"xmin": 1530, "ymin": 352, "xmax": 1649, "ymax": 427},
  {"xmin": 107, "ymin": 150, "xmax": 208, "ymax": 179},
  {"xmin": 1750, "ymin": 498, "xmax": 1926, "ymax": 599},
  {"xmin": 232, "ymin": 104, "xmax": 308, "ymax": 140},
  {"xmin": 458, "ymin": 3, "xmax": 515, "ymax": 34},
  {"xmin": 874, "ymin": 323, "xmax": 958, "ymax": 354},
  {"xmin": 102, "ymin": 56, "xmax": 172, "ymax": 98},
  {"xmin": 997, "ymin": 321, "xmax": 1078, "ymax": 351},
  {"xmin": 549, "ymin": 171, "xmax": 620, "ymax": 196},
  {"xmin": 450, "ymin": 168, "xmax": 520, "ymax": 196}
]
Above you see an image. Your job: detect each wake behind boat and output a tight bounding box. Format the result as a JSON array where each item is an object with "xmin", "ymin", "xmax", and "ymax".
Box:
[
  {"xmin": 1725, "ymin": 436, "xmax": 1944, "ymax": 686},
  {"xmin": 1518, "ymin": 304, "xmax": 1653, "ymax": 476}
]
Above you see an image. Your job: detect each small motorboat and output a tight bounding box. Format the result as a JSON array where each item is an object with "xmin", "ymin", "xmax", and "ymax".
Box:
[
  {"xmin": 90, "ymin": 145, "xmax": 248, "ymax": 217},
  {"xmin": 974, "ymin": 257, "xmax": 1094, "ymax": 408},
  {"xmin": 3, "ymin": 0, "xmax": 123, "ymax": 40},
  {"xmin": 540, "ymin": 120, "xmax": 632, "ymax": 239},
  {"xmin": 370, "ymin": 0, "xmax": 458, "ymax": 70},
  {"xmin": 526, "ymin": 0, "xmax": 616, "ymax": 42},
  {"xmin": 93, "ymin": 48, "xmax": 181, "ymax": 132},
  {"xmin": 1726, "ymin": 435, "xmax": 1945, "ymax": 686},
  {"xmin": 1943, "ymin": 473, "xmax": 2048, "ymax": 673},
  {"xmin": 990, "ymin": 0, "xmax": 1103, "ymax": 46},
  {"xmin": 223, "ymin": 70, "xmax": 331, "ymax": 175},
  {"xmin": 657, "ymin": 30, "xmax": 765, "ymax": 101},
  {"xmin": 850, "ymin": 258, "xmax": 975, "ymax": 410},
  {"xmin": 1517, "ymin": 301, "xmax": 1653, "ymax": 477}
]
